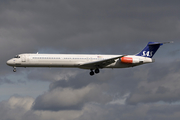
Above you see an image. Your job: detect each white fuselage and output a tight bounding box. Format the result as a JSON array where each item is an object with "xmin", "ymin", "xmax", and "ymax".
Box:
[{"xmin": 7, "ymin": 53, "xmax": 154, "ymax": 69}]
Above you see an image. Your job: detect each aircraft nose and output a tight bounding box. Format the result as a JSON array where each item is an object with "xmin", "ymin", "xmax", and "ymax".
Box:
[{"xmin": 6, "ymin": 59, "xmax": 14, "ymax": 66}]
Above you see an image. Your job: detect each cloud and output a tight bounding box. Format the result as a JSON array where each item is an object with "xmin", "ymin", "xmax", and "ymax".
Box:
[
  {"xmin": 0, "ymin": 0, "xmax": 180, "ymax": 120},
  {"xmin": 0, "ymin": 96, "xmax": 39, "ymax": 120},
  {"xmin": 2, "ymin": 96, "xmax": 180, "ymax": 120},
  {"xmin": 126, "ymin": 61, "xmax": 180, "ymax": 104},
  {"xmin": 0, "ymin": 96, "xmax": 83, "ymax": 120},
  {"xmin": 76, "ymin": 103, "xmax": 180, "ymax": 120},
  {"xmin": 26, "ymin": 69, "xmax": 80, "ymax": 82},
  {"xmin": 32, "ymin": 84, "xmax": 111, "ymax": 111},
  {"xmin": 7, "ymin": 96, "xmax": 34, "ymax": 110},
  {"xmin": 31, "ymin": 61, "xmax": 180, "ymax": 111}
]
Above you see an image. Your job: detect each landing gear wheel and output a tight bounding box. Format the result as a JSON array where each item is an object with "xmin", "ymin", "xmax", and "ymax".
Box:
[
  {"xmin": 13, "ymin": 69, "xmax": 16, "ymax": 72},
  {"xmin": 13, "ymin": 67, "xmax": 16, "ymax": 72},
  {"xmin": 95, "ymin": 68, "xmax": 100, "ymax": 74},
  {"xmin": 90, "ymin": 71, "xmax": 94, "ymax": 76},
  {"xmin": 89, "ymin": 70, "xmax": 94, "ymax": 76}
]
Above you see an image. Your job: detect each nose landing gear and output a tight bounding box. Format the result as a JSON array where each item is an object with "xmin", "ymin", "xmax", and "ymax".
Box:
[{"xmin": 13, "ymin": 67, "xmax": 16, "ymax": 72}]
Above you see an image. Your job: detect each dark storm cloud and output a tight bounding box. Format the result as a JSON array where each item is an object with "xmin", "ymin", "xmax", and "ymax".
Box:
[
  {"xmin": 26, "ymin": 68, "xmax": 80, "ymax": 82},
  {"xmin": 76, "ymin": 103, "xmax": 180, "ymax": 120},
  {"xmin": 1, "ymin": 0, "xmax": 179, "ymax": 68},
  {"xmin": 2, "ymin": 96, "xmax": 180, "ymax": 120},
  {"xmin": 48, "ymin": 70, "xmax": 112, "ymax": 90},
  {"xmin": 30, "ymin": 62, "xmax": 176, "ymax": 111},
  {"xmin": 31, "ymin": 60, "xmax": 180, "ymax": 111},
  {"xmin": 126, "ymin": 61, "xmax": 180, "ymax": 105},
  {"xmin": 32, "ymin": 84, "xmax": 112, "ymax": 111},
  {"xmin": 1, "ymin": 0, "xmax": 180, "ymax": 55}
]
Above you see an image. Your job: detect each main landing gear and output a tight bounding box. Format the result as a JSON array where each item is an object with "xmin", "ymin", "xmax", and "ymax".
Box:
[
  {"xmin": 13, "ymin": 67, "xmax": 16, "ymax": 72},
  {"xmin": 89, "ymin": 68, "xmax": 100, "ymax": 76}
]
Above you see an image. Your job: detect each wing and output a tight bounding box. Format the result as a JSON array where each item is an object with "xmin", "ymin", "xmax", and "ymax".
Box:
[{"xmin": 79, "ymin": 55, "xmax": 125, "ymax": 69}]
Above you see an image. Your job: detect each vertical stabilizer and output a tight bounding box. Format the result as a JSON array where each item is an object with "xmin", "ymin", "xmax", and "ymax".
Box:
[{"xmin": 136, "ymin": 42, "xmax": 169, "ymax": 58}]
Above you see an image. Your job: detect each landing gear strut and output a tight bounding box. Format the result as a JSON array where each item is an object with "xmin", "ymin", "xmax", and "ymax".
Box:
[
  {"xmin": 89, "ymin": 68, "xmax": 100, "ymax": 76},
  {"xmin": 13, "ymin": 67, "xmax": 16, "ymax": 72}
]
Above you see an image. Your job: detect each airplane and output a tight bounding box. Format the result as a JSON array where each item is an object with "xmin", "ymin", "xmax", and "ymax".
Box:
[{"xmin": 6, "ymin": 42, "xmax": 172, "ymax": 76}]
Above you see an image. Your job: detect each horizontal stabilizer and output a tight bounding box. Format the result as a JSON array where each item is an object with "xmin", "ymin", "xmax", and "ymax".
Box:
[{"xmin": 148, "ymin": 41, "xmax": 173, "ymax": 46}]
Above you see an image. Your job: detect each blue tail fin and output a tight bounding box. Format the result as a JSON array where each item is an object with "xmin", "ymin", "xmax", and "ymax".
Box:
[{"xmin": 136, "ymin": 42, "xmax": 163, "ymax": 58}]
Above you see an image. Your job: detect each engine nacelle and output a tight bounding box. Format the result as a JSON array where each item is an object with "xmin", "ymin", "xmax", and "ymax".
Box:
[{"xmin": 121, "ymin": 57, "xmax": 140, "ymax": 64}]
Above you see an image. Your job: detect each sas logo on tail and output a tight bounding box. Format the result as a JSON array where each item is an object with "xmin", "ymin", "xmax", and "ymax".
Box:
[{"xmin": 143, "ymin": 51, "xmax": 153, "ymax": 57}]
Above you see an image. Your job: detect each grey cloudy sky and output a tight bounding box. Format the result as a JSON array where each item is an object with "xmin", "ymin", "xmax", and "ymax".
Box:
[{"xmin": 1, "ymin": 0, "xmax": 180, "ymax": 120}]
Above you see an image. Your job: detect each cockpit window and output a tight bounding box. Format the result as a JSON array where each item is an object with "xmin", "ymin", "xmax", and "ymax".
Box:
[{"xmin": 14, "ymin": 55, "xmax": 20, "ymax": 58}]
